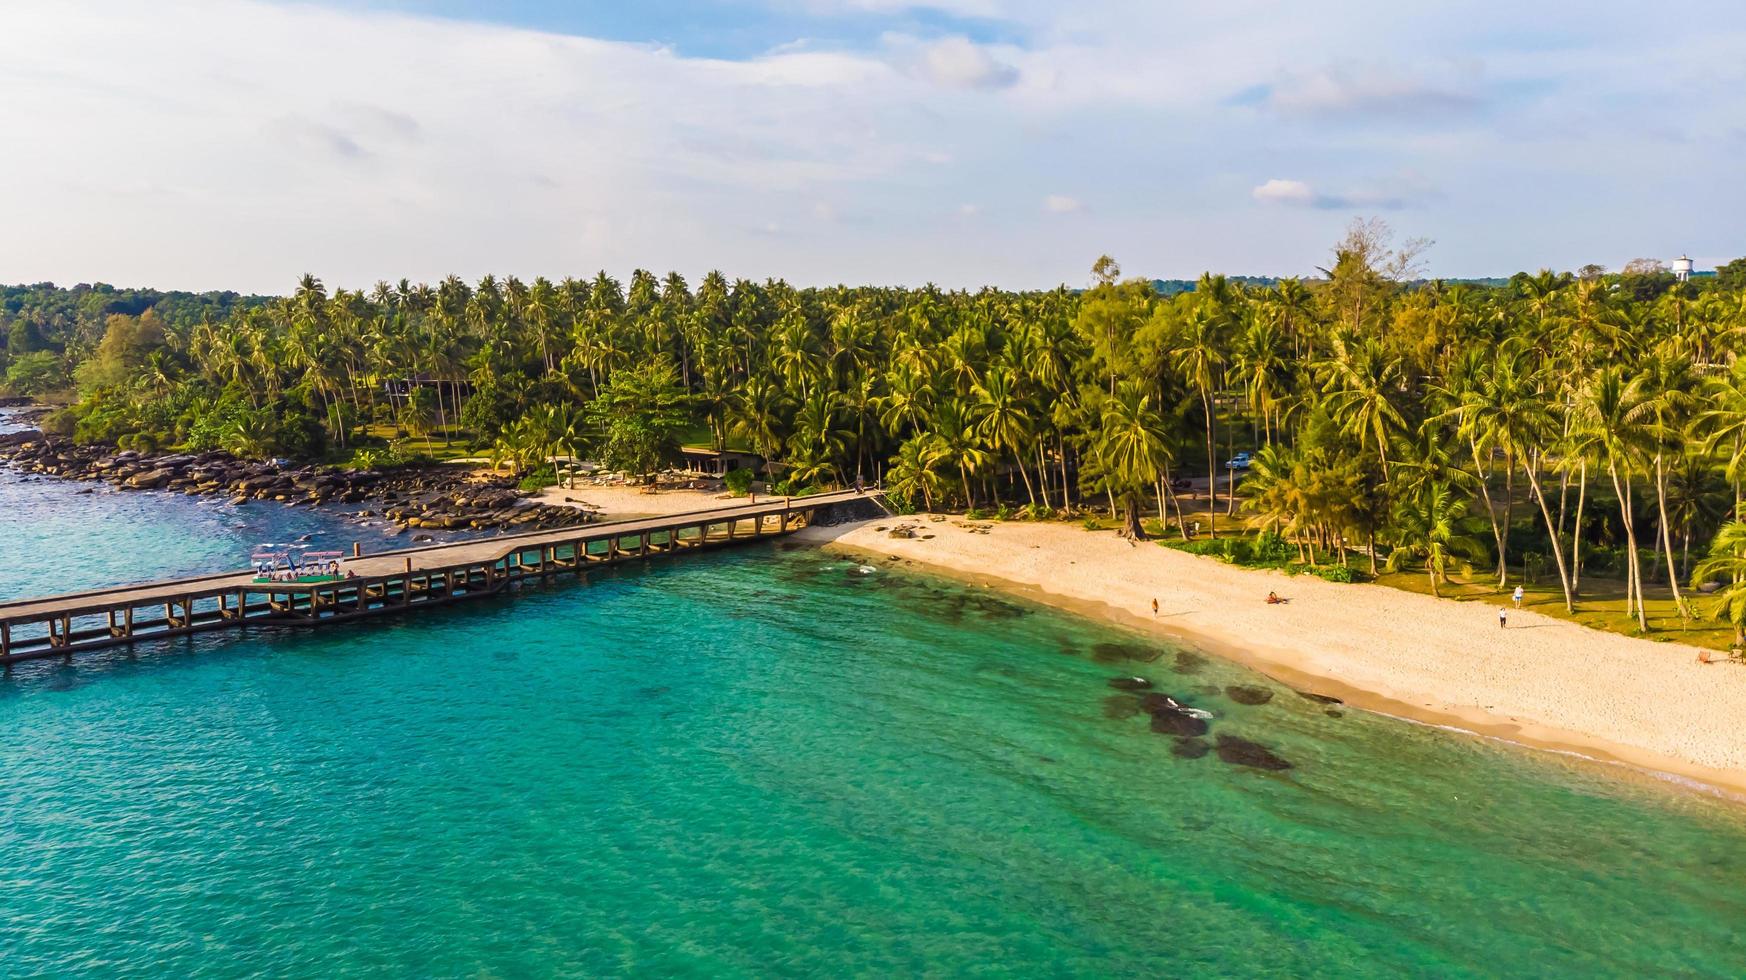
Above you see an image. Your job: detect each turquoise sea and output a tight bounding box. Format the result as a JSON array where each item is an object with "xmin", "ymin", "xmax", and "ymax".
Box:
[{"xmin": 4, "ymin": 413, "xmax": 1746, "ymax": 976}]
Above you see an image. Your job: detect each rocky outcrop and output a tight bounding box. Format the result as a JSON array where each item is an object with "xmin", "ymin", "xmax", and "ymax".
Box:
[
  {"xmin": 1213, "ymin": 735, "xmax": 1293, "ymax": 771},
  {"xmin": 1225, "ymin": 685, "xmax": 1274, "ymax": 706},
  {"xmin": 0, "ymin": 433, "xmax": 594, "ymax": 534}
]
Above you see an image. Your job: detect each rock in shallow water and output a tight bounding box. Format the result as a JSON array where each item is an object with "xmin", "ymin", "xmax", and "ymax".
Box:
[
  {"xmin": 1171, "ymin": 736, "xmax": 1210, "ymax": 759},
  {"xmin": 1173, "ymin": 651, "xmax": 1207, "ymax": 674},
  {"xmin": 1107, "ymin": 676, "xmax": 1153, "ymax": 691},
  {"xmin": 1214, "ymin": 735, "xmax": 1293, "ymax": 771},
  {"xmin": 1225, "ymin": 685, "xmax": 1274, "ymax": 706},
  {"xmin": 1149, "ymin": 707, "xmax": 1209, "ymax": 737},
  {"xmin": 1137, "ymin": 692, "xmax": 1187, "ymax": 714},
  {"xmin": 1092, "ymin": 641, "xmax": 1152, "ymax": 664}
]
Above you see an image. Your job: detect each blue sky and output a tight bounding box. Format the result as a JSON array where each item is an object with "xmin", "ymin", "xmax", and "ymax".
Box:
[
  {"xmin": 1, "ymin": 1, "xmax": 1742, "ymax": 293},
  {"xmin": 357, "ymin": 0, "xmax": 1018, "ymax": 57}
]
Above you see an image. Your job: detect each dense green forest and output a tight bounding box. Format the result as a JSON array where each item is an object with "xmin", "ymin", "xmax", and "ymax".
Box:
[{"xmin": 6, "ymin": 224, "xmax": 1746, "ymax": 636}]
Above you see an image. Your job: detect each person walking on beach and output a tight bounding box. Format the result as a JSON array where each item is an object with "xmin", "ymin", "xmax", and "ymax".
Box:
[
  {"xmin": 1499, "ymin": 607, "xmax": 1508, "ymax": 629},
  {"xmin": 1512, "ymin": 585, "xmax": 1524, "ymax": 609},
  {"xmin": 1151, "ymin": 598, "xmax": 1158, "ymax": 617}
]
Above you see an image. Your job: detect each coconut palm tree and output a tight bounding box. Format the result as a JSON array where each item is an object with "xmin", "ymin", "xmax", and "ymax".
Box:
[
  {"xmin": 1231, "ymin": 309, "xmax": 1292, "ymax": 446},
  {"xmin": 1320, "ymin": 335, "xmax": 1406, "ymax": 480},
  {"xmin": 930, "ymin": 398, "xmax": 987, "ymax": 509},
  {"xmin": 1386, "ymin": 482, "xmax": 1488, "ymax": 598},
  {"xmin": 1573, "ymin": 366, "xmax": 1651, "ymax": 630},
  {"xmin": 1171, "ymin": 304, "xmax": 1227, "ymax": 536},
  {"xmin": 972, "ymin": 366, "xmax": 1037, "ymax": 505},
  {"xmin": 1095, "ymin": 383, "xmax": 1172, "ymax": 539},
  {"xmin": 1635, "ymin": 339, "xmax": 1701, "ymax": 616},
  {"xmin": 1691, "ymin": 521, "xmax": 1746, "ymax": 649},
  {"xmin": 888, "ymin": 434, "xmax": 948, "ymax": 511},
  {"xmin": 1444, "ymin": 342, "xmax": 1576, "ymax": 609},
  {"xmin": 730, "ymin": 376, "xmax": 789, "ymax": 478}
]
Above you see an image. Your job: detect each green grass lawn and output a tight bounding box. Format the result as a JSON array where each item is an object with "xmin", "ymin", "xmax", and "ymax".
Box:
[
  {"xmin": 1372, "ymin": 566, "xmax": 1733, "ymax": 651},
  {"xmin": 1131, "ymin": 502, "xmax": 1736, "ymax": 651}
]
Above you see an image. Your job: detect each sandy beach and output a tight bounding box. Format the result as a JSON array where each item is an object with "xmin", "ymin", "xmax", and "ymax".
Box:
[
  {"xmin": 534, "ymin": 482, "xmax": 730, "ymax": 518},
  {"xmin": 799, "ymin": 515, "xmax": 1746, "ymax": 798}
]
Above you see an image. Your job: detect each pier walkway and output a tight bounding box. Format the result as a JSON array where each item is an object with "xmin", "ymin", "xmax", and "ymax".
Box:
[{"xmin": 0, "ymin": 489, "xmax": 882, "ymax": 664}]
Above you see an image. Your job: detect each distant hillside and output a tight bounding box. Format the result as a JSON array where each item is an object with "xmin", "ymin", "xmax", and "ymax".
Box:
[
  {"xmin": 1, "ymin": 282, "xmax": 272, "ymax": 355},
  {"xmin": 1150, "ymin": 276, "xmax": 1283, "ymax": 296}
]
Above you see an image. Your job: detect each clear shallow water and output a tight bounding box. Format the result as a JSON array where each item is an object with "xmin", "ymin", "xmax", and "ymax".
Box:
[{"xmin": 5, "ymin": 417, "xmax": 1746, "ymax": 975}]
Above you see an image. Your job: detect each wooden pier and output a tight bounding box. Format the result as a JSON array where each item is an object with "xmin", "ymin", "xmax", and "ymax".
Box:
[{"xmin": 0, "ymin": 489, "xmax": 880, "ymax": 665}]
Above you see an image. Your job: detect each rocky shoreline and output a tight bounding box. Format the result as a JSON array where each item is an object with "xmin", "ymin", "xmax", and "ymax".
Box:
[{"xmin": 0, "ymin": 430, "xmax": 596, "ymax": 534}]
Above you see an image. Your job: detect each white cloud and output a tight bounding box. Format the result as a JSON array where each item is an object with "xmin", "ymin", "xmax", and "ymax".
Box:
[
  {"xmin": 957, "ymin": 203, "xmax": 980, "ymax": 216},
  {"xmin": 1264, "ymin": 62, "xmax": 1482, "ymax": 119},
  {"xmin": 1251, "ymin": 174, "xmax": 1440, "ymax": 211},
  {"xmin": 1251, "ymin": 179, "xmax": 1315, "ymax": 206},
  {"xmin": 0, "ymin": 0, "xmax": 1742, "ymax": 288},
  {"xmin": 0, "ymin": 0, "xmax": 950, "ymax": 290},
  {"xmin": 913, "ymin": 36, "xmax": 1019, "ymax": 89}
]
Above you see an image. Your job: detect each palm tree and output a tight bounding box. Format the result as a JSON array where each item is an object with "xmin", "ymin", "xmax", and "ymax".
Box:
[
  {"xmin": 1445, "ymin": 343, "xmax": 1576, "ymax": 610},
  {"xmin": 730, "ymin": 376, "xmax": 789, "ymax": 479},
  {"xmin": 787, "ymin": 389, "xmax": 852, "ymax": 487},
  {"xmin": 1696, "ymin": 356, "xmax": 1746, "ymax": 521},
  {"xmin": 1231, "ymin": 310, "xmax": 1292, "ymax": 446},
  {"xmin": 1573, "ymin": 367, "xmax": 1651, "ymax": 630},
  {"xmin": 1320, "ymin": 335, "xmax": 1406, "ymax": 480},
  {"xmin": 972, "ymin": 366, "xmax": 1037, "ymax": 505},
  {"xmin": 1239, "ymin": 445, "xmax": 1304, "ymax": 540},
  {"xmin": 1171, "ymin": 304, "xmax": 1227, "ymax": 536},
  {"xmin": 1635, "ymin": 339, "xmax": 1700, "ymax": 616},
  {"xmin": 888, "ymin": 434, "xmax": 948, "ymax": 511},
  {"xmin": 1096, "ymin": 382, "xmax": 1171, "ymax": 539},
  {"xmin": 930, "ymin": 398, "xmax": 987, "ymax": 509},
  {"xmin": 876, "ymin": 365, "xmax": 935, "ymax": 440},
  {"xmin": 1386, "ymin": 482, "xmax": 1488, "ymax": 598},
  {"xmin": 1691, "ymin": 522, "xmax": 1746, "ymax": 649}
]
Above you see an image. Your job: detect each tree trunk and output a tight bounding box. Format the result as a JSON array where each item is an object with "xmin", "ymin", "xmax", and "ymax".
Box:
[
  {"xmin": 1033, "ymin": 441, "xmax": 1052, "ymax": 510},
  {"xmin": 1226, "ymin": 396, "xmax": 1237, "ymax": 517},
  {"xmin": 1470, "ymin": 439, "xmax": 1506, "ymax": 585},
  {"xmin": 1123, "ymin": 498, "xmax": 1147, "ymax": 540},
  {"xmin": 1571, "ymin": 460, "xmax": 1587, "ymax": 594},
  {"xmin": 1162, "ymin": 461, "xmax": 1188, "ymax": 538},
  {"xmin": 1555, "ymin": 462, "xmax": 1569, "ymax": 545},
  {"xmin": 1654, "ymin": 452, "xmax": 1686, "ymax": 616},
  {"xmin": 1610, "ymin": 462, "xmax": 1647, "ymax": 631},
  {"xmin": 1499, "ymin": 456, "xmax": 1515, "ymax": 587},
  {"xmin": 1058, "ymin": 435, "xmax": 1072, "ymax": 508},
  {"xmin": 1015, "ymin": 450, "xmax": 1036, "ymax": 507},
  {"xmin": 1522, "ymin": 454, "xmax": 1575, "ymax": 612},
  {"xmin": 1202, "ymin": 390, "xmax": 1217, "ymax": 538}
]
